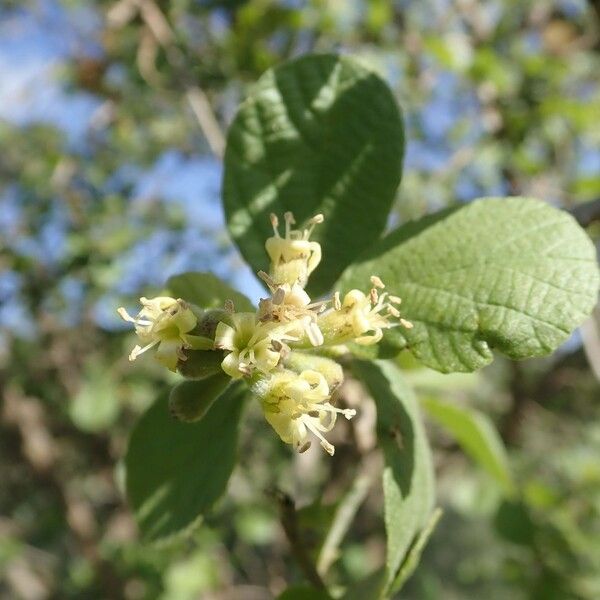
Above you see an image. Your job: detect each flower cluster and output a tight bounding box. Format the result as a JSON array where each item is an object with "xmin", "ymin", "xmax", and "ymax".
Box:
[{"xmin": 119, "ymin": 213, "xmax": 412, "ymax": 455}]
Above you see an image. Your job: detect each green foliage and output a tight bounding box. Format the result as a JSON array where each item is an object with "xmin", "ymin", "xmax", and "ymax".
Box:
[
  {"xmin": 390, "ymin": 508, "xmax": 442, "ymax": 593},
  {"xmin": 125, "ymin": 383, "xmax": 246, "ymax": 541},
  {"xmin": 68, "ymin": 365, "xmax": 120, "ymax": 432},
  {"xmin": 223, "ymin": 53, "xmax": 404, "ymax": 296},
  {"xmin": 352, "ymin": 360, "xmax": 436, "ymax": 595},
  {"xmin": 422, "ymin": 397, "xmax": 514, "ymax": 496},
  {"xmin": 340, "ymin": 197, "xmax": 599, "ymax": 372},
  {"xmin": 277, "ymin": 586, "xmax": 332, "ymax": 600},
  {"xmin": 168, "ymin": 375, "xmax": 230, "ymax": 422},
  {"xmin": 5, "ymin": 0, "xmax": 600, "ymax": 596},
  {"xmin": 167, "ymin": 271, "xmax": 254, "ymax": 311}
]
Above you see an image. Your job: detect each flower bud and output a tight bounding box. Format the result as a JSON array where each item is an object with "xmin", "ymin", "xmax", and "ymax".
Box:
[{"xmin": 177, "ymin": 349, "xmax": 226, "ymax": 379}]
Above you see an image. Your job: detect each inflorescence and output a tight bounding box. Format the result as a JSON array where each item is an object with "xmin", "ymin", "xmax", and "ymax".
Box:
[{"xmin": 118, "ymin": 212, "xmax": 412, "ymax": 455}]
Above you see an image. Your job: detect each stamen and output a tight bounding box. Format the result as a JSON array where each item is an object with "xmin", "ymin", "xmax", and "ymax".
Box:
[
  {"xmin": 342, "ymin": 408, "xmax": 356, "ymax": 420},
  {"xmin": 370, "ymin": 288, "xmax": 379, "ymax": 304},
  {"xmin": 388, "ymin": 295, "xmax": 402, "ymax": 304},
  {"xmin": 117, "ymin": 307, "xmax": 136, "ymax": 323},
  {"xmin": 370, "ymin": 275, "xmax": 385, "ymax": 289},
  {"xmin": 128, "ymin": 339, "xmax": 160, "ymax": 361},
  {"xmin": 302, "ymin": 416, "xmax": 335, "ymax": 456},
  {"xmin": 305, "ymin": 213, "xmax": 324, "ymax": 238},
  {"xmin": 257, "ymin": 270, "xmax": 276, "ymax": 290},
  {"xmin": 270, "ymin": 213, "xmax": 280, "ymax": 236},
  {"xmin": 298, "ymin": 441, "xmax": 311, "ymax": 453},
  {"xmin": 284, "ymin": 211, "xmax": 295, "ymax": 237},
  {"xmin": 333, "ymin": 291, "xmax": 341, "ymax": 311},
  {"xmin": 322, "ymin": 403, "xmax": 357, "ymax": 420},
  {"xmin": 387, "ymin": 305, "xmax": 401, "ymax": 318},
  {"xmin": 306, "ymin": 321, "xmax": 324, "ymax": 347},
  {"xmin": 400, "ymin": 318, "xmax": 413, "ymax": 329},
  {"xmin": 272, "ymin": 287, "xmax": 286, "ymax": 305}
]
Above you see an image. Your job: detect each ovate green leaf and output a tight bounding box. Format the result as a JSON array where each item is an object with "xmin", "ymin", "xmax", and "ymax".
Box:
[
  {"xmin": 352, "ymin": 360, "xmax": 435, "ymax": 595},
  {"xmin": 340, "ymin": 198, "xmax": 599, "ymax": 372},
  {"xmin": 223, "ymin": 53, "xmax": 404, "ymax": 296},
  {"xmin": 125, "ymin": 383, "xmax": 246, "ymax": 542},
  {"xmin": 167, "ymin": 271, "xmax": 254, "ymax": 312},
  {"xmin": 422, "ymin": 396, "xmax": 514, "ymax": 496}
]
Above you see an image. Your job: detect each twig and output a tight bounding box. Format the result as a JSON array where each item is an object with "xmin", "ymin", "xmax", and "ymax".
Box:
[
  {"xmin": 185, "ymin": 87, "xmax": 226, "ymax": 158},
  {"xmin": 581, "ymin": 308, "xmax": 600, "ymax": 381},
  {"xmin": 268, "ymin": 488, "xmax": 327, "ymax": 591},
  {"xmin": 317, "ymin": 461, "xmax": 374, "ymax": 576},
  {"xmin": 128, "ymin": 0, "xmax": 226, "ymax": 157}
]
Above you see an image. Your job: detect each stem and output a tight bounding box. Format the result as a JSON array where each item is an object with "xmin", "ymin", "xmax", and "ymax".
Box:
[
  {"xmin": 267, "ymin": 488, "xmax": 327, "ymax": 591},
  {"xmin": 317, "ymin": 464, "xmax": 374, "ymax": 576},
  {"xmin": 580, "ymin": 308, "xmax": 600, "ymax": 382},
  {"xmin": 116, "ymin": 0, "xmax": 226, "ymax": 158}
]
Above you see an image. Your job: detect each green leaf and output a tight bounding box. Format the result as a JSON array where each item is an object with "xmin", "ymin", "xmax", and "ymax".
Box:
[
  {"xmin": 390, "ymin": 508, "xmax": 442, "ymax": 593},
  {"xmin": 125, "ymin": 383, "xmax": 246, "ymax": 542},
  {"xmin": 422, "ymin": 396, "xmax": 515, "ymax": 496},
  {"xmin": 340, "ymin": 197, "xmax": 600, "ymax": 373},
  {"xmin": 168, "ymin": 375, "xmax": 230, "ymax": 422},
  {"xmin": 352, "ymin": 360, "xmax": 435, "ymax": 595},
  {"xmin": 167, "ymin": 271, "xmax": 254, "ymax": 312},
  {"xmin": 277, "ymin": 587, "xmax": 332, "ymax": 600},
  {"xmin": 223, "ymin": 53, "xmax": 404, "ymax": 296}
]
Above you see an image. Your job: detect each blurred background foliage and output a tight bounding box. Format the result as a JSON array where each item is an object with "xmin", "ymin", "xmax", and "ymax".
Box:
[{"xmin": 1, "ymin": 0, "xmax": 600, "ymax": 598}]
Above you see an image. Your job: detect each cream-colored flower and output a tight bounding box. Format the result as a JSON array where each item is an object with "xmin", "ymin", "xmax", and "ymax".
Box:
[
  {"xmin": 257, "ymin": 272, "xmax": 325, "ymax": 347},
  {"xmin": 214, "ymin": 312, "xmax": 299, "ymax": 378},
  {"xmin": 265, "ymin": 212, "xmax": 323, "ymax": 287},
  {"xmin": 257, "ymin": 369, "xmax": 356, "ymax": 456},
  {"xmin": 117, "ymin": 296, "xmax": 198, "ymax": 371},
  {"xmin": 318, "ymin": 276, "xmax": 412, "ymax": 346}
]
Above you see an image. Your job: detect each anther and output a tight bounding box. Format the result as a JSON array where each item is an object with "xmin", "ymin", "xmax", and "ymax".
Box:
[
  {"xmin": 272, "ymin": 287, "xmax": 286, "ymax": 305},
  {"xmin": 370, "ymin": 275, "xmax": 385, "ymax": 289},
  {"xmin": 270, "ymin": 213, "xmax": 279, "ymax": 235},
  {"xmin": 387, "ymin": 305, "xmax": 401, "ymax": 318}
]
